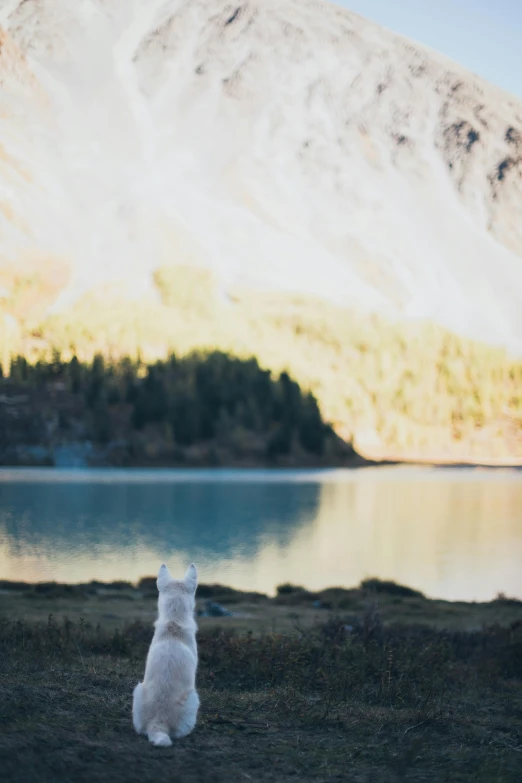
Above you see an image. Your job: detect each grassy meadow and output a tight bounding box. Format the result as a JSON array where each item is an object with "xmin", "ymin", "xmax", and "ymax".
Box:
[{"xmin": 1, "ymin": 578, "xmax": 521, "ymax": 782}]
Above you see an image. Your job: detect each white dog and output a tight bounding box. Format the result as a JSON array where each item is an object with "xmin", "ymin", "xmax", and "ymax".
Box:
[{"xmin": 132, "ymin": 563, "xmax": 200, "ymax": 746}]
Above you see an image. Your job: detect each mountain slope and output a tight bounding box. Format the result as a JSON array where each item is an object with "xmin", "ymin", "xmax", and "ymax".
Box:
[{"xmin": 0, "ymin": 0, "xmax": 522, "ymax": 349}]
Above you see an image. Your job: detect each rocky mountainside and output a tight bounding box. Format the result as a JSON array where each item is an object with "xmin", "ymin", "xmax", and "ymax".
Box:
[{"xmin": 0, "ymin": 0, "xmax": 522, "ymax": 349}]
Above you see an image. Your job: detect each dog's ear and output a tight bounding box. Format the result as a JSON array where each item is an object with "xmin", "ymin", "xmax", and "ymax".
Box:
[
  {"xmin": 184, "ymin": 563, "xmax": 198, "ymax": 593},
  {"xmin": 157, "ymin": 563, "xmax": 173, "ymax": 592}
]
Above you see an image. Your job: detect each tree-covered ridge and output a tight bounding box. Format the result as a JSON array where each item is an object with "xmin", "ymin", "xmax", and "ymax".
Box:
[
  {"xmin": 0, "ymin": 351, "xmax": 354, "ymax": 466},
  {"xmin": 2, "ymin": 264, "xmax": 522, "ymax": 462}
]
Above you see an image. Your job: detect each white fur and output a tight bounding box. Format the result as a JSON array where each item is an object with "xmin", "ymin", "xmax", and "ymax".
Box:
[{"xmin": 132, "ymin": 563, "xmax": 200, "ymax": 746}]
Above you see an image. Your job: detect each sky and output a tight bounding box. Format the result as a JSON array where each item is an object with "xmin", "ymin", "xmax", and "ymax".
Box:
[{"xmin": 337, "ymin": 0, "xmax": 522, "ymax": 98}]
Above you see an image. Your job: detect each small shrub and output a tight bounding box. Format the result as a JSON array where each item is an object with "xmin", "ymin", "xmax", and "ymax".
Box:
[
  {"xmin": 276, "ymin": 583, "xmax": 307, "ymax": 596},
  {"xmin": 360, "ymin": 578, "xmax": 425, "ymax": 598}
]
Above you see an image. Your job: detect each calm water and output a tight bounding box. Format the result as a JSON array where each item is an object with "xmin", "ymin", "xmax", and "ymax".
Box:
[{"xmin": 0, "ymin": 467, "xmax": 521, "ymax": 601}]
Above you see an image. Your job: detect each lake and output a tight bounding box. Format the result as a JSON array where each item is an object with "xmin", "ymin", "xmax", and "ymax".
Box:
[{"xmin": 0, "ymin": 466, "xmax": 521, "ymax": 602}]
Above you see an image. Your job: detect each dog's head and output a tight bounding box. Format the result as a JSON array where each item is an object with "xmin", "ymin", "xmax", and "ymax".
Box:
[{"xmin": 156, "ymin": 562, "xmax": 198, "ymax": 619}]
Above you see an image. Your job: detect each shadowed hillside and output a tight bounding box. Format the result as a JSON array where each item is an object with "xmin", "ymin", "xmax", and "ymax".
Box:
[{"xmin": 0, "ymin": 350, "xmax": 360, "ymax": 467}]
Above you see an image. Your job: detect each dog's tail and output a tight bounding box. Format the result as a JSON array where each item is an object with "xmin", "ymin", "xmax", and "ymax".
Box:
[{"xmin": 147, "ymin": 723, "xmax": 172, "ymax": 747}]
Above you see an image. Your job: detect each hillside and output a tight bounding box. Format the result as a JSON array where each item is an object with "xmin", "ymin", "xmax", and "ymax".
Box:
[
  {"xmin": 1, "ymin": 0, "xmax": 522, "ymax": 461},
  {"xmin": 0, "ymin": 351, "xmax": 363, "ymax": 467},
  {"xmin": 3, "ymin": 289, "xmax": 522, "ymax": 465}
]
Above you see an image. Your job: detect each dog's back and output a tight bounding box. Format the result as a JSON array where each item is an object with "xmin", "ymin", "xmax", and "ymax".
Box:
[{"xmin": 133, "ymin": 563, "xmax": 200, "ymax": 746}]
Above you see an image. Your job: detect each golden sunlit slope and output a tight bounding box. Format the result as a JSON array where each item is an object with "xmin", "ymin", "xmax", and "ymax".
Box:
[{"xmin": 0, "ymin": 0, "xmax": 522, "ymax": 347}]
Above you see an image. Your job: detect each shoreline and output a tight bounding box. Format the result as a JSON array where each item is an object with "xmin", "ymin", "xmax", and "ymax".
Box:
[
  {"xmin": 355, "ymin": 446, "xmax": 522, "ymax": 470},
  {"xmin": 2, "ymin": 575, "xmax": 521, "ymax": 637},
  {"xmin": 0, "ymin": 458, "xmax": 521, "ymax": 470},
  {"xmin": 1, "ymin": 576, "xmax": 520, "ymax": 607}
]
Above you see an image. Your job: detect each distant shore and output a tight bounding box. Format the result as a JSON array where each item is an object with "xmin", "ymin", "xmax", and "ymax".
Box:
[
  {"xmin": 0, "ymin": 444, "xmax": 376, "ymax": 470},
  {"xmin": 1, "ymin": 452, "xmax": 521, "ymax": 470},
  {"xmin": 2, "ymin": 437, "xmax": 522, "ymax": 471},
  {"xmin": 3, "ymin": 349, "xmax": 522, "ymax": 473}
]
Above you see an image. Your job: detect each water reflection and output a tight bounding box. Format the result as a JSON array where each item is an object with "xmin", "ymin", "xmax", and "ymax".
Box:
[{"xmin": 0, "ymin": 468, "xmax": 521, "ymax": 601}]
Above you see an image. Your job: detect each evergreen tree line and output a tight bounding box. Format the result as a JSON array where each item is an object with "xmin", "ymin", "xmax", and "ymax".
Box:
[{"xmin": 2, "ymin": 351, "xmax": 333, "ymax": 457}]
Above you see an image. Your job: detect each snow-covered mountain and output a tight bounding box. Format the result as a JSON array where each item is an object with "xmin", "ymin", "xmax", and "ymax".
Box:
[{"xmin": 1, "ymin": 0, "xmax": 522, "ymax": 348}]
